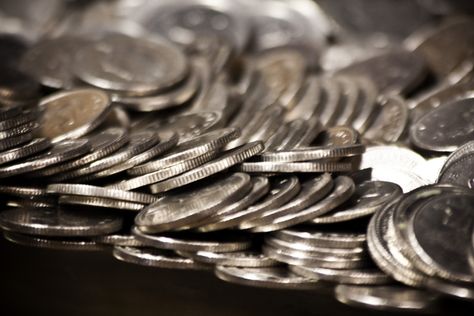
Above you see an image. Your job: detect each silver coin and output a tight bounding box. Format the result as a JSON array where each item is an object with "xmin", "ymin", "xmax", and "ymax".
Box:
[
  {"xmin": 410, "ymin": 98, "xmax": 474, "ymax": 152},
  {"xmin": 47, "ymin": 184, "xmax": 157, "ymax": 204},
  {"xmin": 244, "ymin": 173, "xmax": 333, "ymax": 231},
  {"xmin": 334, "ymin": 76, "xmax": 363, "ymax": 126},
  {"xmin": 285, "ymin": 76, "xmax": 322, "ymax": 122},
  {"xmin": 249, "ymin": 176, "xmax": 355, "ymax": 232},
  {"xmin": 0, "ymin": 207, "xmax": 123, "ymax": 237},
  {"xmin": 363, "ymin": 95, "xmax": 409, "ymax": 143},
  {"xmin": 318, "ymin": 78, "xmax": 344, "ymax": 127},
  {"xmin": 0, "ymin": 121, "xmax": 38, "ymax": 140},
  {"xmin": 113, "ymin": 246, "xmax": 210, "ymax": 270},
  {"xmin": 132, "ymin": 227, "xmax": 252, "ymax": 253},
  {"xmin": 109, "ymin": 150, "xmax": 218, "ymax": 191},
  {"xmin": 406, "ymin": 192, "xmax": 474, "ymax": 283},
  {"xmin": 290, "ymin": 265, "xmax": 391, "ymax": 285},
  {"xmin": 33, "ymin": 127, "xmax": 129, "ymax": 176},
  {"xmin": 53, "ymin": 130, "xmax": 158, "ymax": 181},
  {"xmin": 0, "ymin": 138, "xmax": 50, "ymax": 166},
  {"xmin": 196, "ymin": 177, "xmax": 270, "ymax": 232},
  {"xmin": 180, "ymin": 250, "xmax": 278, "ymax": 268},
  {"xmin": 135, "ymin": 173, "xmax": 251, "ymax": 233},
  {"xmin": 93, "ymin": 234, "xmax": 146, "ymax": 247},
  {"xmin": 214, "ymin": 265, "xmax": 320, "ymax": 290},
  {"xmin": 335, "ymin": 284, "xmax": 440, "ymax": 311},
  {"xmin": 438, "ymin": 151, "xmax": 474, "ymax": 188},
  {"xmin": 19, "ymin": 36, "xmax": 91, "ymax": 89},
  {"xmin": 59, "ymin": 195, "xmax": 145, "ymax": 211},
  {"xmin": 38, "ymin": 88, "xmax": 112, "ymax": 143},
  {"xmin": 351, "ymin": 77, "xmax": 379, "ymax": 134},
  {"xmin": 367, "ymin": 197, "xmax": 429, "ymax": 287},
  {"xmin": 73, "ymin": 33, "xmax": 189, "ymax": 95},
  {"xmin": 0, "ymin": 109, "xmax": 38, "ymax": 131},
  {"xmin": 263, "ymin": 244, "xmax": 369, "ymax": 269},
  {"xmin": 0, "ymin": 139, "xmax": 90, "ymax": 178},
  {"xmin": 237, "ymin": 176, "xmax": 301, "ymax": 229},
  {"xmin": 265, "ymin": 237, "xmax": 367, "ymax": 259},
  {"xmin": 275, "ymin": 229, "xmax": 366, "ymax": 249},
  {"xmin": 113, "ymin": 66, "xmax": 199, "ymax": 112},
  {"xmin": 260, "ymin": 145, "xmax": 365, "ymax": 162},
  {"xmin": 3, "ymin": 231, "xmax": 106, "ymax": 251},
  {"xmin": 312, "ymin": 181, "xmax": 402, "ymax": 224},
  {"xmin": 149, "ymin": 142, "xmax": 264, "ymax": 194},
  {"xmin": 133, "ymin": 111, "xmax": 223, "ymax": 143},
  {"xmin": 128, "ymin": 128, "xmax": 238, "ymax": 176},
  {"xmin": 238, "ymin": 160, "xmax": 357, "ymax": 173},
  {"xmin": 0, "ymin": 185, "xmax": 46, "ymax": 198},
  {"xmin": 424, "ymin": 277, "xmax": 474, "ymax": 301}
]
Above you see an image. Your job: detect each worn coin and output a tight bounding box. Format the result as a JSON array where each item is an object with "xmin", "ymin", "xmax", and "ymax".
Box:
[
  {"xmin": 38, "ymin": 88, "xmax": 111, "ymax": 143},
  {"xmin": 180, "ymin": 250, "xmax": 278, "ymax": 268},
  {"xmin": 291, "ymin": 265, "xmax": 391, "ymax": 285},
  {"xmin": 275, "ymin": 229, "xmax": 366, "ymax": 249},
  {"xmin": 59, "ymin": 195, "xmax": 145, "ymax": 211},
  {"xmin": 0, "ymin": 138, "xmax": 50, "ymax": 166}
]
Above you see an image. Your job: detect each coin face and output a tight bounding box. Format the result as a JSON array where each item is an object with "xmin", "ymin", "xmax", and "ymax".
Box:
[
  {"xmin": 19, "ymin": 36, "xmax": 90, "ymax": 89},
  {"xmin": 135, "ymin": 173, "xmax": 251, "ymax": 233},
  {"xmin": 74, "ymin": 34, "xmax": 189, "ymax": 95},
  {"xmin": 410, "ymin": 98, "xmax": 474, "ymax": 152},
  {"xmin": 38, "ymin": 88, "xmax": 111, "ymax": 143}
]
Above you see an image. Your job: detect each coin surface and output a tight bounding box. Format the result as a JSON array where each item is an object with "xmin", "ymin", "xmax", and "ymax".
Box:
[
  {"xmin": 181, "ymin": 250, "xmax": 277, "ymax": 268},
  {"xmin": 38, "ymin": 88, "xmax": 111, "ymax": 143},
  {"xmin": 135, "ymin": 173, "xmax": 251, "ymax": 233},
  {"xmin": 290, "ymin": 265, "xmax": 391, "ymax": 285},
  {"xmin": 74, "ymin": 33, "xmax": 189, "ymax": 95},
  {"xmin": 410, "ymin": 98, "xmax": 474, "ymax": 152}
]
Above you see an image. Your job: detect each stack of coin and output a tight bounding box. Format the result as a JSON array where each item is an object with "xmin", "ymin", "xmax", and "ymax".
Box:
[{"xmin": 2, "ymin": 0, "xmax": 474, "ymax": 313}]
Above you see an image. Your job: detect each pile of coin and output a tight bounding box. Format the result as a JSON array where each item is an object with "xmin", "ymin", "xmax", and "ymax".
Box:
[{"xmin": 1, "ymin": 0, "xmax": 474, "ymax": 313}]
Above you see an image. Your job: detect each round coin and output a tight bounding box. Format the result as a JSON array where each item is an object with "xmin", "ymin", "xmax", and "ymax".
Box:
[{"xmin": 290, "ymin": 265, "xmax": 391, "ymax": 285}]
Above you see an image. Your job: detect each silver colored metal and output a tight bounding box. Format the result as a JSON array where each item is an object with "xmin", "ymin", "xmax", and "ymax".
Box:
[
  {"xmin": 290, "ymin": 265, "xmax": 391, "ymax": 285},
  {"xmin": 180, "ymin": 250, "xmax": 278, "ymax": 268}
]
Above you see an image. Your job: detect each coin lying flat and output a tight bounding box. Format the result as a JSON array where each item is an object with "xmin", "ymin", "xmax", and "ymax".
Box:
[
  {"xmin": 335, "ymin": 284, "xmax": 439, "ymax": 311},
  {"xmin": 38, "ymin": 88, "xmax": 111, "ymax": 143},
  {"xmin": 132, "ymin": 227, "xmax": 252, "ymax": 253},
  {"xmin": 135, "ymin": 173, "xmax": 251, "ymax": 233},
  {"xmin": 59, "ymin": 195, "xmax": 146, "ymax": 211},
  {"xmin": 410, "ymin": 98, "xmax": 474, "ymax": 152},
  {"xmin": 0, "ymin": 207, "xmax": 123, "ymax": 237},
  {"xmin": 93, "ymin": 234, "xmax": 146, "ymax": 247},
  {"xmin": 275, "ymin": 228, "xmax": 366, "ymax": 249},
  {"xmin": 291, "ymin": 265, "xmax": 391, "ymax": 285},
  {"xmin": 3, "ymin": 231, "xmax": 106, "ymax": 251},
  {"xmin": 215, "ymin": 265, "xmax": 320, "ymax": 290},
  {"xmin": 113, "ymin": 246, "xmax": 209, "ymax": 270},
  {"xmin": 238, "ymin": 160, "xmax": 357, "ymax": 173},
  {"xmin": 260, "ymin": 144, "xmax": 365, "ymax": 162},
  {"xmin": 180, "ymin": 250, "xmax": 278, "ymax": 268}
]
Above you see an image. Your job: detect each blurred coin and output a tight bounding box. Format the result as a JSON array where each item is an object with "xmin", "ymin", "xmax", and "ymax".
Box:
[
  {"xmin": 3, "ymin": 231, "xmax": 106, "ymax": 251},
  {"xmin": 290, "ymin": 265, "xmax": 391, "ymax": 285},
  {"xmin": 180, "ymin": 250, "xmax": 278, "ymax": 268}
]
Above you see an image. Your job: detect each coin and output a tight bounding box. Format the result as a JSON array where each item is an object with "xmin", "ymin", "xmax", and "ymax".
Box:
[
  {"xmin": 0, "ymin": 139, "xmax": 90, "ymax": 178},
  {"xmin": 0, "ymin": 207, "xmax": 123, "ymax": 237},
  {"xmin": 59, "ymin": 195, "xmax": 146, "ymax": 211},
  {"xmin": 38, "ymin": 88, "xmax": 112, "ymax": 143},
  {"xmin": 238, "ymin": 160, "xmax": 357, "ymax": 173},
  {"xmin": 3, "ymin": 231, "xmax": 106, "ymax": 251},
  {"xmin": 128, "ymin": 128, "xmax": 238, "ymax": 176},
  {"xmin": 73, "ymin": 33, "xmax": 189, "ymax": 95},
  {"xmin": 275, "ymin": 229, "xmax": 366, "ymax": 249},
  {"xmin": 312, "ymin": 181, "xmax": 402, "ymax": 224},
  {"xmin": 132, "ymin": 227, "xmax": 252, "ymax": 253},
  {"xmin": 406, "ymin": 192, "xmax": 474, "ymax": 283},
  {"xmin": 113, "ymin": 246, "xmax": 210, "ymax": 270},
  {"xmin": 244, "ymin": 174, "xmax": 333, "ymax": 231},
  {"xmin": 93, "ymin": 234, "xmax": 146, "ymax": 247},
  {"xmin": 214, "ymin": 265, "xmax": 320, "ymax": 290},
  {"xmin": 335, "ymin": 284, "xmax": 440, "ymax": 311},
  {"xmin": 33, "ymin": 127, "xmax": 129, "ymax": 176},
  {"xmin": 410, "ymin": 98, "xmax": 474, "ymax": 152},
  {"xmin": 260, "ymin": 145, "xmax": 365, "ymax": 162},
  {"xmin": 180, "ymin": 250, "xmax": 278, "ymax": 268},
  {"xmin": 149, "ymin": 142, "xmax": 263, "ymax": 194},
  {"xmin": 135, "ymin": 173, "xmax": 251, "ymax": 233},
  {"xmin": 195, "ymin": 177, "xmax": 270, "ymax": 232},
  {"xmin": 290, "ymin": 265, "xmax": 391, "ymax": 285},
  {"xmin": 47, "ymin": 184, "xmax": 158, "ymax": 204},
  {"xmin": 0, "ymin": 138, "xmax": 50, "ymax": 166},
  {"xmin": 19, "ymin": 36, "xmax": 91, "ymax": 89}
]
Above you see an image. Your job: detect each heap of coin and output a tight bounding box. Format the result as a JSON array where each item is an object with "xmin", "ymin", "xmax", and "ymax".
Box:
[{"xmin": 1, "ymin": 0, "xmax": 474, "ymax": 313}]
